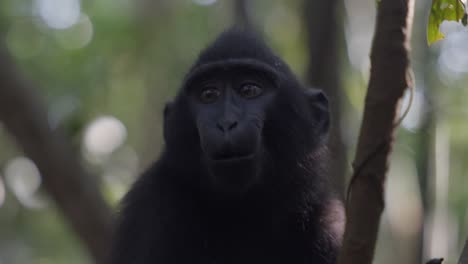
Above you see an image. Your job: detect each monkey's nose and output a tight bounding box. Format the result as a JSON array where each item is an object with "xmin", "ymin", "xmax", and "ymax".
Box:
[{"xmin": 216, "ymin": 119, "xmax": 238, "ymax": 132}]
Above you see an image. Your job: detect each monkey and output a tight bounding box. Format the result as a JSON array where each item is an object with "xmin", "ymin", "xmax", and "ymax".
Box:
[{"xmin": 109, "ymin": 28, "xmax": 344, "ymax": 264}]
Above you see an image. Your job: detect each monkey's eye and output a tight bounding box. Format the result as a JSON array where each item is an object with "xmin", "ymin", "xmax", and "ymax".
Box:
[
  {"xmin": 238, "ymin": 83, "xmax": 263, "ymax": 99},
  {"xmin": 199, "ymin": 87, "xmax": 221, "ymax": 103}
]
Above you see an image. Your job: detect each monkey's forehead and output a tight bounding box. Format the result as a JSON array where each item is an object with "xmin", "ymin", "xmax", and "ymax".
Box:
[{"xmin": 183, "ymin": 58, "xmax": 284, "ymax": 87}]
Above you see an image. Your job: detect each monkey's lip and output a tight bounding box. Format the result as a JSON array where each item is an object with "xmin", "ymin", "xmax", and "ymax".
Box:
[{"xmin": 210, "ymin": 153, "xmax": 256, "ymax": 163}]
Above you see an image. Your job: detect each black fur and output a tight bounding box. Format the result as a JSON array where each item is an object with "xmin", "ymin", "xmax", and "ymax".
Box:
[{"xmin": 109, "ymin": 29, "xmax": 344, "ymax": 264}]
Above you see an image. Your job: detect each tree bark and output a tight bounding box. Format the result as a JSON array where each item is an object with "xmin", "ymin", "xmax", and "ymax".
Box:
[
  {"xmin": 303, "ymin": 0, "xmax": 347, "ymax": 194},
  {"xmin": 337, "ymin": 0, "xmax": 415, "ymax": 263},
  {"xmin": 0, "ymin": 44, "xmax": 113, "ymax": 264}
]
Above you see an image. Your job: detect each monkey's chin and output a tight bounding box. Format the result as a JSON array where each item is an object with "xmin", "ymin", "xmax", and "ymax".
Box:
[{"xmin": 207, "ymin": 154, "xmax": 261, "ymax": 197}]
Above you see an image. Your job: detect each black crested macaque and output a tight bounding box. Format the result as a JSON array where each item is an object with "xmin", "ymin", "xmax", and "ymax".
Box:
[{"xmin": 109, "ymin": 29, "xmax": 345, "ymax": 264}]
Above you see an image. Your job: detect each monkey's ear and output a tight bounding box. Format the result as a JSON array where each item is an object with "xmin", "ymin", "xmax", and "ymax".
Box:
[
  {"xmin": 305, "ymin": 88, "xmax": 330, "ymax": 137},
  {"xmin": 163, "ymin": 101, "xmax": 173, "ymax": 143}
]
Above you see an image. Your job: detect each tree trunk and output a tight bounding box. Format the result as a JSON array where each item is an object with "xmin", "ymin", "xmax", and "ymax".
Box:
[
  {"xmin": 233, "ymin": 0, "xmax": 252, "ymax": 29},
  {"xmin": 337, "ymin": 0, "xmax": 415, "ymax": 263},
  {"xmin": 0, "ymin": 44, "xmax": 113, "ymax": 264},
  {"xmin": 303, "ymin": 0, "xmax": 347, "ymax": 194},
  {"xmin": 460, "ymin": 240, "xmax": 468, "ymax": 264}
]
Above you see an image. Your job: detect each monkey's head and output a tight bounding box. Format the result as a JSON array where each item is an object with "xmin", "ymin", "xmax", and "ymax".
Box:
[{"xmin": 163, "ymin": 29, "xmax": 329, "ymax": 196}]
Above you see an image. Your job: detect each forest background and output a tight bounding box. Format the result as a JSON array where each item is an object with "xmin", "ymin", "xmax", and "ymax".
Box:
[{"xmin": 0, "ymin": 0, "xmax": 468, "ymax": 263}]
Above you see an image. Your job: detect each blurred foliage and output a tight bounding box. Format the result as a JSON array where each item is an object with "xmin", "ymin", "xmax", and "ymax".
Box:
[
  {"xmin": 0, "ymin": 1, "xmax": 309, "ymax": 263},
  {"xmin": 0, "ymin": 0, "xmax": 468, "ymax": 264},
  {"xmin": 428, "ymin": 0, "xmax": 467, "ymax": 44}
]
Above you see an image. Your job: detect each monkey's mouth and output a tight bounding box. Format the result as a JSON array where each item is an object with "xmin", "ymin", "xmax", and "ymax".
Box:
[{"xmin": 210, "ymin": 151, "xmax": 255, "ymax": 162}]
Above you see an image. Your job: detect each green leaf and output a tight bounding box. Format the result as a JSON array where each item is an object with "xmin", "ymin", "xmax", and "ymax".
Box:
[{"xmin": 427, "ymin": 0, "xmax": 467, "ymax": 45}]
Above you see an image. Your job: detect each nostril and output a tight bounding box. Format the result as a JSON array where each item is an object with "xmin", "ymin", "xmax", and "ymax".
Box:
[
  {"xmin": 228, "ymin": 121, "xmax": 238, "ymax": 131},
  {"xmin": 216, "ymin": 120, "xmax": 238, "ymax": 132},
  {"xmin": 216, "ymin": 123, "xmax": 225, "ymax": 132}
]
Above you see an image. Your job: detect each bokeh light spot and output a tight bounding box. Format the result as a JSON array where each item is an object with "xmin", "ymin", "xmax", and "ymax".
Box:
[
  {"xmin": 55, "ymin": 14, "xmax": 94, "ymax": 50},
  {"xmin": 4, "ymin": 157, "xmax": 45, "ymax": 209},
  {"xmin": 437, "ymin": 22, "xmax": 468, "ymax": 80},
  {"xmin": 6, "ymin": 19, "xmax": 45, "ymax": 59},
  {"xmin": 83, "ymin": 116, "xmax": 127, "ymax": 159},
  {"xmin": 193, "ymin": 0, "xmax": 217, "ymax": 6},
  {"xmin": 401, "ymin": 87, "xmax": 425, "ymax": 131},
  {"xmin": 35, "ymin": 0, "xmax": 81, "ymax": 29}
]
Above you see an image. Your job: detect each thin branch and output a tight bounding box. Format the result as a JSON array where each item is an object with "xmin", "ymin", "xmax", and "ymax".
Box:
[
  {"xmin": 337, "ymin": 0, "xmax": 415, "ymax": 263},
  {"xmin": 0, "ymin": 44, "xmax": 113, "ymax": 264}
]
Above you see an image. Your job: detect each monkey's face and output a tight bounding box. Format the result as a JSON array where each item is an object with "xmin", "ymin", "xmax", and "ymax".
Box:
[
  {"xmin": 185, "ymin": 68, "xmax": 276, "ymax": 195},
  {"xmin": 163, "ymin": 60, "xmax": 329, "ymax": 197}
]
